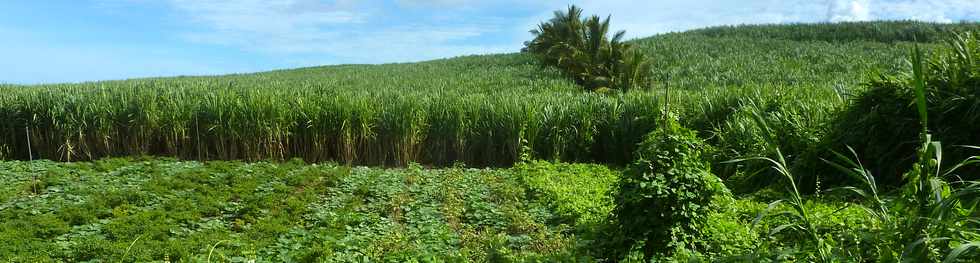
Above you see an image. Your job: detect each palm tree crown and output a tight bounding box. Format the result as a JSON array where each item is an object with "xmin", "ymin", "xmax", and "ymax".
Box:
[{"xmin": 524, "ymin": 5, "xmax": 653, "ymax": 92}]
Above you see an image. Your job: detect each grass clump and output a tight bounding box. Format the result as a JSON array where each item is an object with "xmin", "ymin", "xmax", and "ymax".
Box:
[
  {"xmin": 734, "ymin": 39, "xmax": 980, "ymax": 262},
  {"xmin": 811, "ymin": 32, "xmax": 980, "ymax": 188}
]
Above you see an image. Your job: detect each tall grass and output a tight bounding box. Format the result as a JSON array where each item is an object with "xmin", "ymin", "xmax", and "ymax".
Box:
[
  {"xmin": 806, "ymin": 31, "xmax": 980, "ymax": 188},
  {"xmin": 0, "ymin": 22, "xmax": 966, "ymax": 166},
  {"xmin": 0, "ymin": 81, "xmax": 664, "ymax": 166},
  {"xmin": 740, "ymin": 41, "xmax": 980, "ymax": 263}
]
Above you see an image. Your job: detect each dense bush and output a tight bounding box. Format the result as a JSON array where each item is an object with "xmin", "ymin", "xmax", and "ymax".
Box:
[
  {"xmin": 524, "ymin": 5, "xmax": 652, "ymax": 92},
  {"xmin": 739, "ymin": 38, "xmax": 980, "ymax": 262},
  {"xmin": 608, "ymin": 119, "xmax": 729, "ymax": 260},
  {"xmin": 808, "ymin": 32, "xmax": 980, "ymax": 188}
]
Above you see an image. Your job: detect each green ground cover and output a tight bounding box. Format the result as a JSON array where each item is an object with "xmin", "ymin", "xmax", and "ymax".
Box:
[
  {"xmin": 0, "ymin": 159, "xmax": 604, "ymax": 261},
  {"xmin": 0, "ymin": 158, "xmax": 880, "ymax": 262}
]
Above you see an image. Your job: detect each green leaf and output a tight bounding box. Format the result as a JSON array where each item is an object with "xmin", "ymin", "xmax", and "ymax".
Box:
[
  {"xmin": 944, "ymin": 242, "xmax": 980, "ymax": 263},
  {"xmin": 769, "ymin": 223, "xmax": 798, "ymax": 236}
]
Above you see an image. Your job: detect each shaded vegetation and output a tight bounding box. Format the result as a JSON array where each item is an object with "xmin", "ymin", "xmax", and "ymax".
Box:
[{"xmin": 809, "ymin": 32, "xmax": 980, "ymax": 188}]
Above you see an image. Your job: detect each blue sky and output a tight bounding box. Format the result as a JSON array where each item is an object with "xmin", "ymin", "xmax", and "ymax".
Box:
[{"xmin": 2, "ymin": 0, "xmax": 978, "ymax": 84}]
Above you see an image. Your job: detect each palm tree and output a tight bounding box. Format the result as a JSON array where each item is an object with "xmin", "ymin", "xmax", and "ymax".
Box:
[
  {"xmin": 524, "ymin": 5, "xmax": 653, "ymax": 92},
  {"xmin": 525, "ymin": 5, "xmax": 584, "ymax": 67}
]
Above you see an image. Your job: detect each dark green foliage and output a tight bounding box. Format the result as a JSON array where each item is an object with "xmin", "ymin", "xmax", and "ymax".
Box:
[
  {"xmin": 524, "ymin": 5, "xmax": 653, "ymax": 91},
  {"xmin": 739, "ymin": 43, "xmax": 980, "ymax": 261},
  {"xmin": 609, "ymin": 119, "xmax": 729, "ymax": 260},
  {"xmin": 811, "ymin": 32, "xmax": 980, "ymax": 188},
  {"xmin": 701, "ymin": 91, "xmax": 837, "ymax": 193}
]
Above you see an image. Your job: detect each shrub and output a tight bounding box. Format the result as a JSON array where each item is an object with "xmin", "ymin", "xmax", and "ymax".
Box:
[
  {"xmin": 608, "ymin": 118, "xmax": 729, "ymax": 260},
  {"xmin": 808, "ymin": 32, "xmax": 980, "ymax": 188}
]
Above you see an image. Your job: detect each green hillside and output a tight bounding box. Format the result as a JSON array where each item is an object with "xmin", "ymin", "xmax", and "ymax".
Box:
[{"xmin": 1, "ymin": 21, "xmax": 968, "ymax": 167}]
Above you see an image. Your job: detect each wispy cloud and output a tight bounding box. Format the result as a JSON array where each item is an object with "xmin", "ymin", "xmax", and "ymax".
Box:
[
  {"xmin": 828, "ymin": 0, "xmax": 871, "ymax": 22},
  {"xmin": 827, "ymin": 0, "xmax": 980, "ymax": 23},
  {"xmin": 162, "ymin": 0, "xmax": 980, "ymax": 65},
  {"xmin": 172, "ymin": 0, "xmax": 367, "ymax": 34},
  {"xmin": 870, "ymin": 0, "xmax": 980, "ymax": 22},
  {"xmin": 167, "ymin": 0, "xmax": 520, "ymax": 64}
]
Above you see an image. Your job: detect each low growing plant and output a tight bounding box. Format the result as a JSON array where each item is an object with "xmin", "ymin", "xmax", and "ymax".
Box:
[{"xmin": 608, "ymin": 118, "xmax": 728, "ymax": 261}]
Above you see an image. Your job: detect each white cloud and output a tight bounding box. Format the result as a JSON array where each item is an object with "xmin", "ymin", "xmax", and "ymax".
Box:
[
  {"xmin": 828, "ymin": 0, "xmax": 871, "ymax": 22},
  {"xmin": 171, "ymin": 0, "xmax": 367, "ymax": 37},
  {"xmin": 871, "ymin": 0, "xmax": 980, "ymax": 23},
  {"xmin": 167, "ymin": 0, "xmax": 517, "ymax": 64}
]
